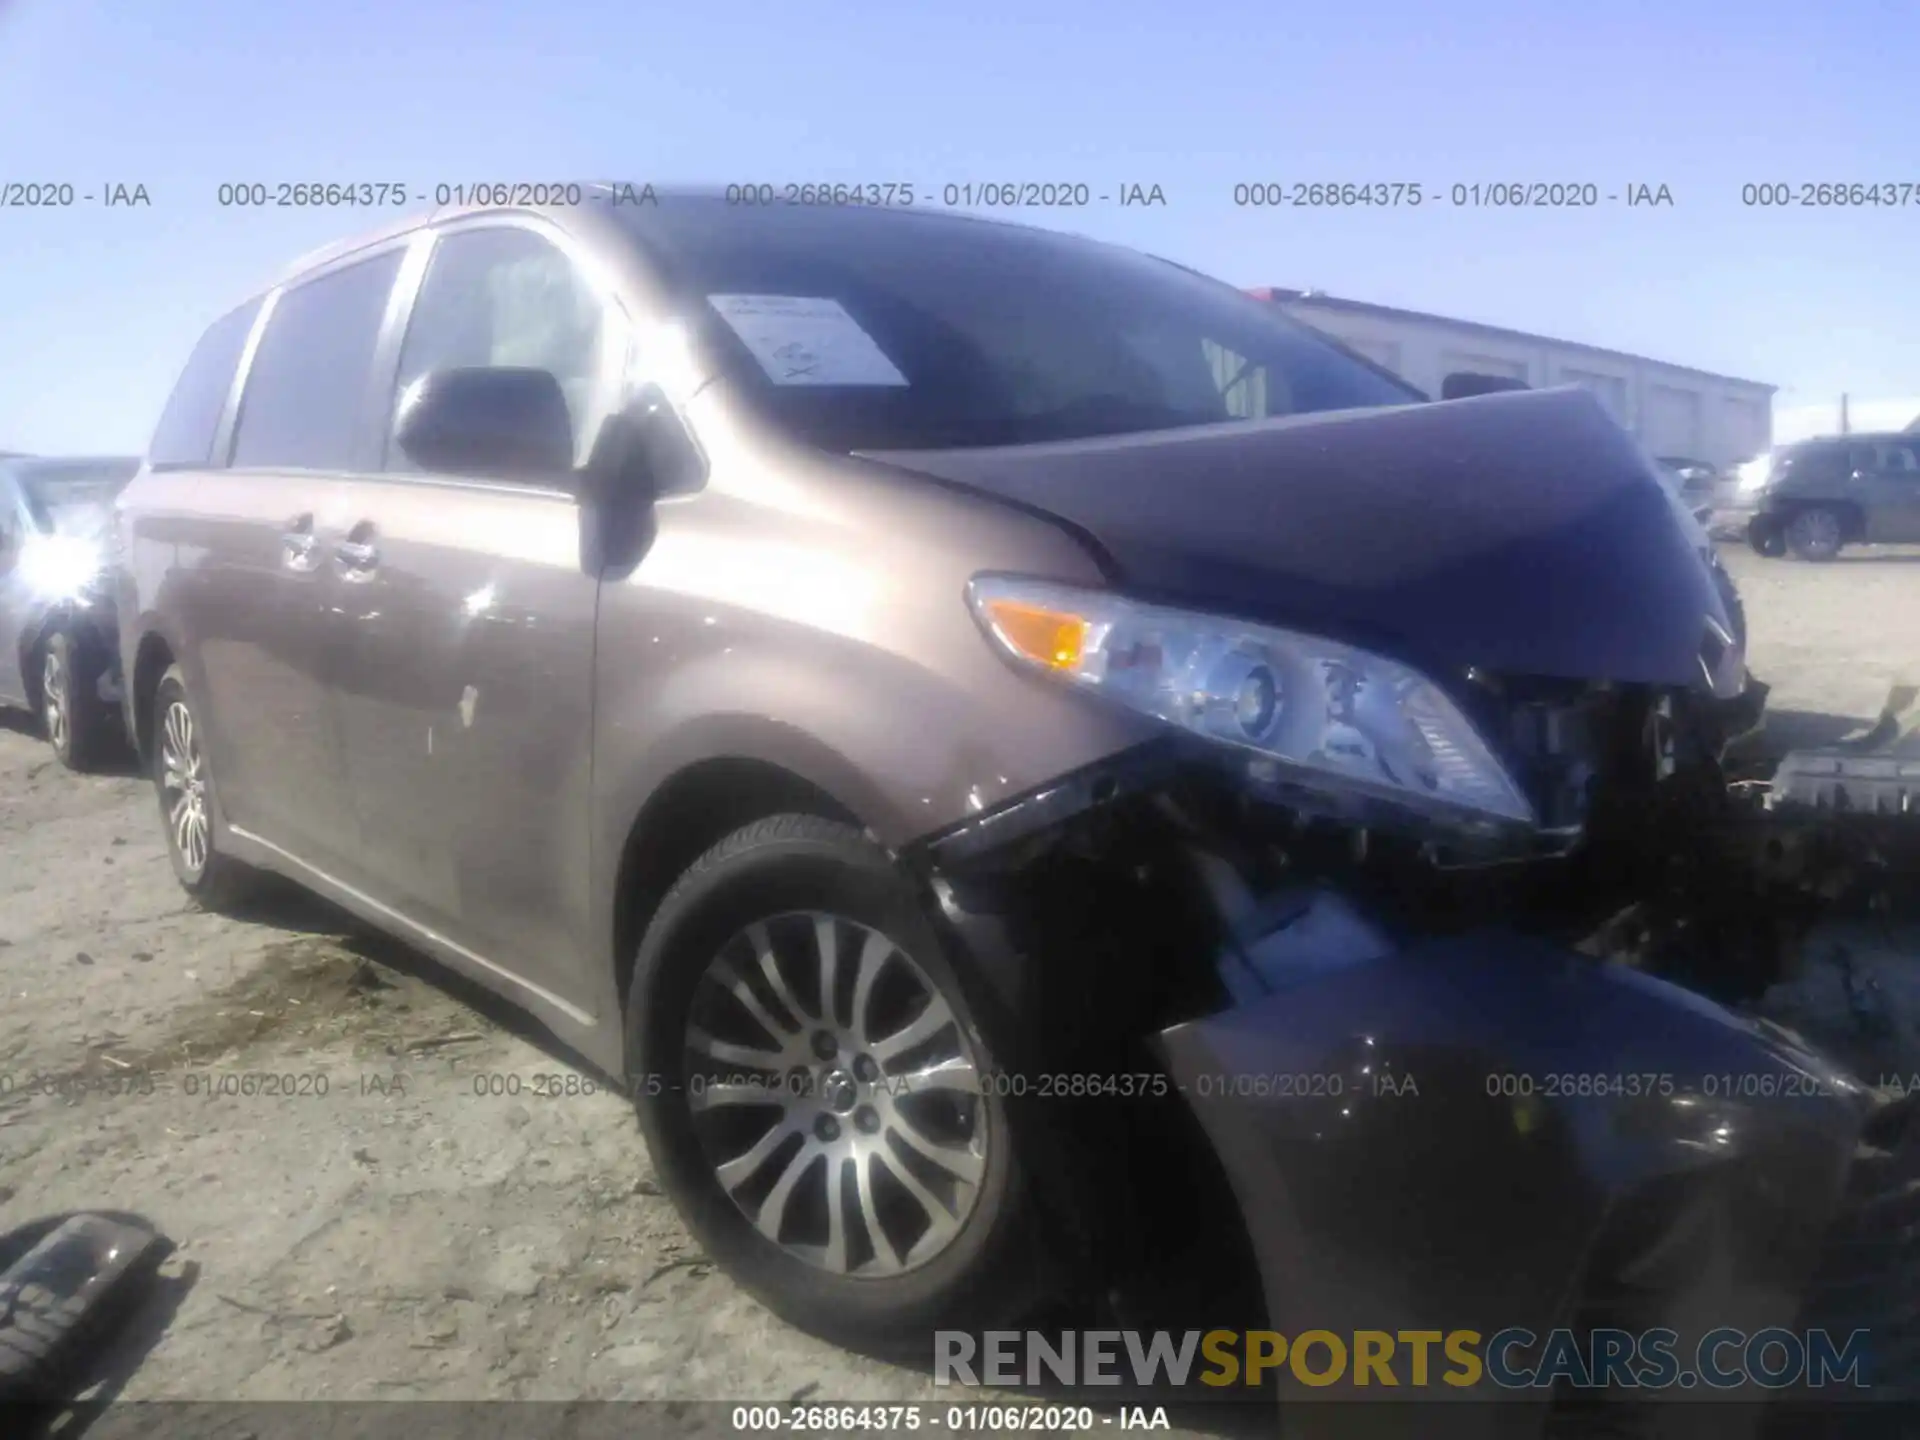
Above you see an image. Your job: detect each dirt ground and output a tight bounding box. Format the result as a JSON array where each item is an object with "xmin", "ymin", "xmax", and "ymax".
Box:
[{"xmin": 0, "ymin": 543, "xmax": 1916, "ymax": 1419}]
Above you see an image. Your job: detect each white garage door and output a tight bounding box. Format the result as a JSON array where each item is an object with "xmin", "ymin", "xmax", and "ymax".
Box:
[
  {"xmin": 1561, "ymin": 368, "xmax": 1630, "ymax": 425},
  {"xmin": 1644, "ymin": 385, "xmax": 1702, "ymax": 457},
  {"xmin": 1717, "ymin": 395, "xmax": 1768, "ymax": 464}
]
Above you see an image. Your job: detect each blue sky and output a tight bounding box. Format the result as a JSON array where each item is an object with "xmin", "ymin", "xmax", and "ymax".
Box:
[{"xmin": 1, "ymin": 0, "xmax": 1914, "ymax": 454}]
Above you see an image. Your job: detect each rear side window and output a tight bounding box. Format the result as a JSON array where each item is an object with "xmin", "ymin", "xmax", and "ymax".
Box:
[
  {"xmin": 147, "ymin": 296, "xmax": 263, "ymax": 469},
  {"xmin": 230, "ymin": 251, "xmax": 404, "ymax": 471},
  {"xmin": 1877, "ymin": 441, "xmax": 1920, "ymax": 474}
]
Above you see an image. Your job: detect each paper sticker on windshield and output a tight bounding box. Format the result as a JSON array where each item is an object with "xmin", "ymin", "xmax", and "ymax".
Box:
[{"xmin": 706, "ymin": 295, "xmax": 909, "ymax": 387}]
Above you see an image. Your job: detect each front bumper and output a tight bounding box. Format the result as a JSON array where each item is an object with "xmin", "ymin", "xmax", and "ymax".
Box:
[
  {"xmin": 927, "ymin": 824, "xmax": 1898, "ymax": 1434},
  {"xmin": 1156, "ymin": 922, "xmax": 1882, "ymax": 1435}
]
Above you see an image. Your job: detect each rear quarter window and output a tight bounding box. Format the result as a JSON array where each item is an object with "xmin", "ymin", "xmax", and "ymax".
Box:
[
  {"xmin": 230, "ymin": 251, "xmax": 404, "ymax": 472},
  {"xmin": 147, "ymin": 296, "xmax": 264, "ymax": 470}
]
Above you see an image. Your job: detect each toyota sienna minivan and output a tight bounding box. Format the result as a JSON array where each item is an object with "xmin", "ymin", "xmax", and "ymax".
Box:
[{"xmin": 120, "ymin": 188, "xmax": 1878, "ymax": 1408}]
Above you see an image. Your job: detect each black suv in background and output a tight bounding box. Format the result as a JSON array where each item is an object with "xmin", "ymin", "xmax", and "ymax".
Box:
[{"xmin": 1747, "ymin": 432, "xmax": 1920, "ymax": 560}]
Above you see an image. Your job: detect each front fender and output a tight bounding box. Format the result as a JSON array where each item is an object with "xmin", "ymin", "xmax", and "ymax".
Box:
[
  {"xmin": 1157, "ymin": 930, "xmax": 1872, "ymax": 1434},
  {"xmin": 117, "ymin": 607, "xmax": 191, "ymax": 757},
  {"xmin": 12, "ymin": 597, "xmax": 117, "ymax": 693}
]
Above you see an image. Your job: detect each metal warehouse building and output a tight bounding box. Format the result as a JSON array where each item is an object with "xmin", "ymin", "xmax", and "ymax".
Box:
[{"xmin": 1249, "ymin": 288, "xmax": 1775, "ymax": 473}]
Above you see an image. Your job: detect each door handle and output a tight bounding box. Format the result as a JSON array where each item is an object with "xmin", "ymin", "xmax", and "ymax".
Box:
[
  {"xmin": 334, "ymin": 539, "xmax": 379, "ymax": 572},
  {"xmin": 281, "ymin": 516, "xmax": 318, "ymax": 571}
]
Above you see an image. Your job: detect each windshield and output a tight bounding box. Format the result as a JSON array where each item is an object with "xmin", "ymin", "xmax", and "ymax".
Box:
[
  {"xmin": 626, "ymin": 201, "xmax": 1423, "ymax": 451},
  {"xmin": 8, "ymin": 457, "xmax": 140, "ymax": 534}
]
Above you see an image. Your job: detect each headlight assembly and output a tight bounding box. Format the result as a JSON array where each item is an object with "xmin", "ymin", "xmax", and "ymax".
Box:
[{"xmin": 966, "ymin": 574, "xmax": 1536, "ymax": 831}]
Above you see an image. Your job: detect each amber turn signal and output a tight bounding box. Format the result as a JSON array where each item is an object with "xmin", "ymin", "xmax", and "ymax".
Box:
[{"xmin": 982, "ymin": 598, "xmax": 1088, "ymax": 670}]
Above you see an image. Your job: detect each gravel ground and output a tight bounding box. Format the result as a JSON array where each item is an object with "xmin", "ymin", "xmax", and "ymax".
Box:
[
  {"xmin": 1716, "ymin": 536, "xmax": 1920, "ymax": 750},
  {"xmin": 0, "ymin": 541, "xmax": 1916, "ymax": 1421}
]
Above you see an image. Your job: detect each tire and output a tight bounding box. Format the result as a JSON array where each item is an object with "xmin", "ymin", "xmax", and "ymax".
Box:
[
  {"xmin": 626, "ymin": 814, "xmax": 1052, "ymax": 1354},
  {"xmin": 1747, "ymin": 516, "xmax": 1786, "ymax": 558},
  {"xmin": 40, "ymin": 628, "xmax": 119, "ymax": 772},
  {"xmin": 1785, "ymin": 506, "xmax": 1845, "ymax": 562},
  {"xmin": 151, "ymin": 663, "xmax": 263, "ymax": 911}
]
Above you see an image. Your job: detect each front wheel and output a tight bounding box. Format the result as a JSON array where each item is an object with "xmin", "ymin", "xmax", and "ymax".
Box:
[
  {"xmin": 152, "ymin": 664, "xmax": 264, "ymax": 911},
  {"xmin": 626, "ymin": 814, "xmax": 1052, "ymax": 1353},
  {"xmin": 1748, "ymin": 515, "xmax": 1787, "ymax": 558},
  {"xmin": 1785, "ymin": 507, "xmax": 1845, "ymax": 561}
]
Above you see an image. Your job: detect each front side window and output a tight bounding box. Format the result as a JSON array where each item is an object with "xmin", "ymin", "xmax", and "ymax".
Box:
[
  {"xmin": 230, "ymin": 251, "xmax": 404, "ymax": 471},
  {"xmin": 148, "ymin": 296, "xmax": 263, "ymax": 469},
  {"xmin": 1780, "ymin": 442, "xmax": 1845, "ymax": 479},
  {"xmin": 624, "ymin": 202, "xmax": 1420, "ymax": 452},
  {"xmin": 386, "ymin": 226, "xmax": 605, "ymax": 470}
]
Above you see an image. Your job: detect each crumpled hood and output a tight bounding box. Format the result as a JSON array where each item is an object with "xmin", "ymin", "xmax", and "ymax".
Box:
[{"xmin": 864, "ymin": 387, "xmax": 1734, "ymax": 688}]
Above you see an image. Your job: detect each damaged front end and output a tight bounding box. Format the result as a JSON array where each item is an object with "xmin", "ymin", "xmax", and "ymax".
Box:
[{"xmin": 905, "ymin": 638, "xmax": 1920, "ymax": 1432}]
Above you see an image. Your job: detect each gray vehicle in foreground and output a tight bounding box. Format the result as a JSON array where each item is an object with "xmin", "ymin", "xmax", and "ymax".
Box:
[
  {"xmin": 1746, "ymin": 431, "xmax": 1920, "ymax": 559},
  {"xmin": 0, "ymin": 454, "xmax": 140, "ymax": 768},
  {"xmin": 118, "ymin": 188, "xmax": 1916, "ymax": 1428}
]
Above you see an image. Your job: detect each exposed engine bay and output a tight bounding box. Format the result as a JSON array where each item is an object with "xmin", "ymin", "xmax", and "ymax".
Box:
[{"xmin": 924, "ymin": 667, "xmax": 1919, "ymax": 1024}]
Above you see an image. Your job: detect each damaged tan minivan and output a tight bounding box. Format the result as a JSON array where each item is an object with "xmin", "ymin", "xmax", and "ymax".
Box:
[{"xmin": 118, "ymin": 189, "xmax": 1876, "ymax": 1412}]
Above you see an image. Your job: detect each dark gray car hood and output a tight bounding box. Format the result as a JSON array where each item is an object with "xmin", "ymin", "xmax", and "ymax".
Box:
[{"xmin": 865, "ymin": 387, "xmax": 1732, "ymax": 687}]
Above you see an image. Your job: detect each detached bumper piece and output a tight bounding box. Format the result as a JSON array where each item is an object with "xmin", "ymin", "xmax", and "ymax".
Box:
[
  {"xmin": 1760, "ymin": 1096, "xmax": 1920, "ymax": 1437},
  {"xmin": 1155, "ymin": 923, "xmax": 1873, "ymax": 1440},
  {"xmin": 0, "ymin": 1213, "xmax": 170, "ymax": 1408}
]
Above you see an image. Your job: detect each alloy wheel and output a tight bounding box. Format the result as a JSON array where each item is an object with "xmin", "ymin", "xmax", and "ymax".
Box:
[
  {"xmin": 159, "ymin": 699, "xmax": 210, "ymax": 876},
  {"xmin": 41, "ymin": 648, "xmax": 68, "ymax": 755},
  {"xmin": 1794, "ymin": 509, "xmax": 1842, "ymax": 558},
  {"xmin": 683, "ymin": 911, "xmax": 988, "ymax": 1277}
]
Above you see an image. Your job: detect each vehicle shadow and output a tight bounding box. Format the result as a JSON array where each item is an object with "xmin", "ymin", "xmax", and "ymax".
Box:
[
  {"xmin": 1730, "ymin": 686, "xmax": 1919, "ymax": 763},
  {"xmin": 215, "ymin": 874, "xmax": 390, "ymax": 940},
  {"xmin": 0, "ymin": 710, "xmax": 42, "ymax": 741},
  {"xmin": 1713, "ymin": 540, "xmax": 1920, "ymax": 564},
  {"xmin": 0, "ymin": 710, "xmax": 145, "ymax": 779},
  {"xmin": 326, "ymin": 915, "xmax": 608, "ymax": 1078}
]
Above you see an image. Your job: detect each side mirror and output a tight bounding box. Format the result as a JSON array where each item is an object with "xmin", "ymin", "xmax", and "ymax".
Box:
[
  {"xmin": 576, "ymin": 384, "xmax": 708, "ymax": 578},
  {"xmin": 394, "ymin": 367, "xmax": 576, "ymax": 480},
  {"xmin": 581, "ymin": 383, "xmax": 708, "ymax": 503}
]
